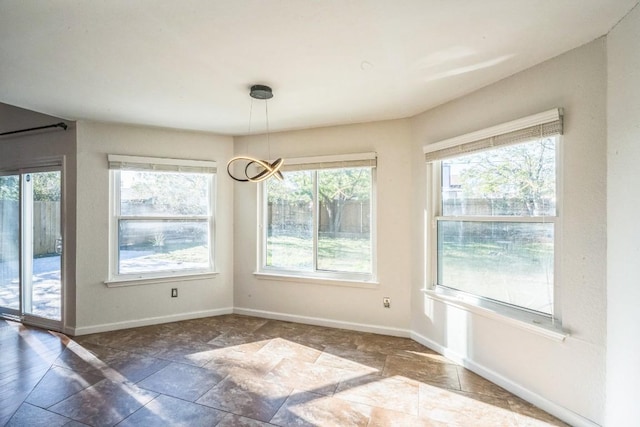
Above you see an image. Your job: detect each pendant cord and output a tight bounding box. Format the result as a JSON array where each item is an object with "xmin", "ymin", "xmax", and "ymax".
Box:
[
  {"xmin": 265, "ymin": 99, "xmax": 271, "ymax": 160},
  {"xmin": 248, "ymin": 98, "xmax": 254, "ymax": 135}
]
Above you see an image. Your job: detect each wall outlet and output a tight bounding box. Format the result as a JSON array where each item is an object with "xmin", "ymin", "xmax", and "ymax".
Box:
[
  {"xmin": 383, "ymin": 297, "xmax": 391, "ymax": 308},
  {"xmin": 171, "ymin": 288, "xmax": 178, "ymax": 298}
]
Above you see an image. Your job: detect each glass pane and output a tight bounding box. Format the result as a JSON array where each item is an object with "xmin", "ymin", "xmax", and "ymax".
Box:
[
  {"xmin": 119, "ymin": 220, "xmax": 210, "ymax": 274},
  {"xmin": 120, "ymin": 171, "xmax": 210, "ymax": 216},
  {"xmin": 28, "ymin": 171, "xmax": 62, "ymax": 320},
  {"xmin": 317, "ymin": 168, "xmax": 372, "ymax": 273},
  {"xmin": 266, "ymin": 171, "xmax": 313, "ymax": 271},
  {"xmin": 0, "ymin": 175, "xmax": 20, "ymax": 312},
  {"xmin": 438, "ymin": 221, "xmax": 554, "ymax": 314},
  {"xmin": 442, "ymin": 138, "xmax": 556, "ymax": 216}
]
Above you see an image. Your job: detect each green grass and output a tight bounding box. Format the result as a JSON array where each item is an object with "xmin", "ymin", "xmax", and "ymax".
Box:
[
  {"xmin": 152, "ymin": 245, "xmax": 209, "ymax": 263},
  {"xmin": 267, "ymin": 235, "xmax": 371, "ymax": 273},
  {"xmin": 440, "ymin": 241, "xmax": 554, "ymax": 313}
]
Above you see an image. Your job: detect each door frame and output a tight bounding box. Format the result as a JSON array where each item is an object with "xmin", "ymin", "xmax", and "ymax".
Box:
[{"xmin": 0, "ymin": 158, "xmax": 65, "ymax": 332}]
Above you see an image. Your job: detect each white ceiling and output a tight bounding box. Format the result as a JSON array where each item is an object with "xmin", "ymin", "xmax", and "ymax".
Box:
[{"xmin": 1, "ymin": 1, "xmax": 637, "ymax": 135}]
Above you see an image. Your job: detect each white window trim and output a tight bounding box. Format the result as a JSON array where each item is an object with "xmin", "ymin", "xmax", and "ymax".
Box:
[
  {"xmin": 254, "ymin": 272, "xmax": 379, "ymax": 289},
  {"xmin": 424, "ymin": 110, "xmax": 564, "ymax": 329},
  {"xmin": 105, "ymin": 272, "xmax": 219, "ymax": 288},
  {"xmin": 106, "ymin": 154, "xmax": 217, "ymax": 284},
  {"xmin": 422, "ymin": 287, "xmax": 568, "ymax": 341},
  {"xmin": 257, "ymin": 153, "xmax": 377, "ymax": 284}
]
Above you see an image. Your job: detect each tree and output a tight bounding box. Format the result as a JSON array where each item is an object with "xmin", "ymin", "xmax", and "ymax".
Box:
[
  {"xmin": 0, "ymin": 175, "xmax": 19, "ymax": 200},
  {"xmin": 267, "ymin": 167, "xmax": 371, "ymax": 236},
  {"xmin": 32, "ymin": 172, "xmax": 61, "ymax": 201},
  {"xmin": 266, "ymin": 171, "xmax": 313, "ymax": 204},
  {"xmin": 0, "ymin": 172, "xmax": 60, "ymax": 201},
  {"xmin": 266, "ymin": 171, "xmax": 314, "ymax": 236},
  {"xmin": 124, "ymin": 171, "xmax": 209, "ymax": 215},
  {"xmin": 454, "ymin": 138, "xmax": 556, "ymax": 216},
  {"xmin": 317, "ymin": 168, "xmax": 370, "ymax": 234}
]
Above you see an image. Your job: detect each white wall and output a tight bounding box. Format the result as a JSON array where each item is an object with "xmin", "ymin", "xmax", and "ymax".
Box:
[
  {"xmin": 410, "ymin": 39, "xmax": 608, "ymax": 425},
  {"xmin": 74, "ymin": 121, "xmax": 234, "ymax": 333},
  {"xmin": 606, "ymin": 4, "xmax": 640, "ymax": 425},
  {"xmin": 0, "ymin": 103, "xmax": 78, "ymax": 329},
  {"xmin": 233, "ymin": 119, "xmax": 414, "ymax": 333}
]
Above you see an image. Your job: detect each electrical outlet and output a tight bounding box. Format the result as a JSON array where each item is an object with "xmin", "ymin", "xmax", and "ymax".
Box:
[
  {"xmin": 171, "ymin": 288, "xmax": 178, "ymax": 298},
  {"xmin": 383, "ymin": 297, "xmax": 391, "ymax": 308}
]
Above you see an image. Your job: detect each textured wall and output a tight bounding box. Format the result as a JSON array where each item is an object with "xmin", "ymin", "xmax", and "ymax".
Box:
[
  {"xmin": 410, "ymin": 39, "xmax": 608, "ymax": 425},
  {"xmin": 74, "ymin": 121, "xmax": 234, "ymax": 332},
  {"xmin": 606, "ymin": 3, "xmax": 640, "ymax": 425},
  {"xmin": 233, "ymin": 119, "xmax": 414, "ymax": 333}
]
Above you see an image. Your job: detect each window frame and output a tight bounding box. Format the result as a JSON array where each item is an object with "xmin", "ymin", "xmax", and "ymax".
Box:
[
  {"xmin": 107, "ymin": 155, "xmax": 217, "ymax": 284},
  {"xmin": 257, "ymin": 153, "xmax": 377, "ymax": 284},
  {"xmin": 424, "ymin": 110, "xmax": 563, "ymax": 325}
]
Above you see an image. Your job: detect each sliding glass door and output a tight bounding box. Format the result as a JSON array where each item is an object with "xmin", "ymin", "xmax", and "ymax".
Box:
[
  {"xmin": 0, "ymin": 167, "xmax": 62, "ymax": 330},
  {"xmin": 0, "ymin": 174, "xmax": 21, "ymax": 316}
]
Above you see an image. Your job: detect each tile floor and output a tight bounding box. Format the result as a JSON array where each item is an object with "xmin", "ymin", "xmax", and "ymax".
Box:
[{"xmin": 1, "ymin": 315, "xmax": 569, "ymax": 426}]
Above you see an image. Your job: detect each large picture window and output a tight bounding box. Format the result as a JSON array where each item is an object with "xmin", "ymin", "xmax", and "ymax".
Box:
[
  {"xmin": 259, "ymin": 153, "xmax": 376, "ymax": 282},
  {"xmin": 425, "ymin": 109, "xmax": 562, "ymax": 317},
  {"xmin": 108, "ymin": 155, "xmax": 216, "ymax": 281}
]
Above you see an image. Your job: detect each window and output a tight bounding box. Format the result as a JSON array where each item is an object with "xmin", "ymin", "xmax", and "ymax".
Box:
[
  {"xmin": 259, "ymin": 153, "xmax": 376, "ymax": 282},
  {"xmin": 108, "ymin": 155, "xmax": 216, "ymax": 281},
  {"xmin": 425, "ymin": 109, "xmax": 562, "ymax": 317}
]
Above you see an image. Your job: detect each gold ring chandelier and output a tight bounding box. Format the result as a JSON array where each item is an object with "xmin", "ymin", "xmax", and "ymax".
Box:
[{"xmin": 227, "ymin": 85, "xmax": 284, "ymax": 183}]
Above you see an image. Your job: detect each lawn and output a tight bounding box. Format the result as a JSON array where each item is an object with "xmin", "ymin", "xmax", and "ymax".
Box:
[
  {"xmin": 119, "ymin": 245, "xmax": 210, "ymax": 274},
  {"xmin": 266, "ymin": 235, "xmax": 371, "ymax": 273},
  {"xmin": 440, "ymin": 240, "xmax": 554, "ymax": 314}
]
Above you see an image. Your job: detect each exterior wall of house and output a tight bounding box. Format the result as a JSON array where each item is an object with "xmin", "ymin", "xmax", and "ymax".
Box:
[
  {"xmin": 410, "ymin": 39, "xmax": 608, "ymax": 425},
  {"xmin": 606, "ymin": 3, "xmax": 640, "ymax": 425},
  {"xmin": 73, "ymin": 121, "xmax": 234, "ymax": 333},
  {"xmin": 0, "ymin": 102, "xmax": 78, "ymax": 329},
  {"xmin": 232, "ymin": 119, "xmax": 414, "ymax": 334}
]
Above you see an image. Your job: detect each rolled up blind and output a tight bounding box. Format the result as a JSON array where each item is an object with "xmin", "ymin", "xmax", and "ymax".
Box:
[
  {"xmin": 108, "ymin": 154, "xmax": 217, "ymax": 173},
  {"xmin": 424, "ymin": 108, "xmax": 562, "ymax": 162},
  {"xmin": 281, "ymin": 152, "xmax": 377, "ymax": 172}
]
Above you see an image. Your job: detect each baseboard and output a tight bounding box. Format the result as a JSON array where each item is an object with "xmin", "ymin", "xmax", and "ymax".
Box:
[
  {"xmin": 411, "ymin": 331, "xmax": 601, "ymax": 427},
  {"xmin": 69, "ymin": 307, "xmax": 234, "ymax": 336},
  {"xmin": 65, "ymin": 306, "xmax": 598, "ymax": 426},
  {"xmin": 234, "ymin": 307, "xmax": 411, "ymax": 338}
]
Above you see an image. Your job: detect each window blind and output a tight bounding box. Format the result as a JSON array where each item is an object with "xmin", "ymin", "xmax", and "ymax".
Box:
[
  {"xmin": 424, "ymin": 108, "xmax": 563, "ymax": 162},
  {"xmin": 108, "ymin": 154, "xmax": 217, "ymax": 173},
  {"xmin": 281, "ymin": 152, "xmax": 377, "ymax": 172}
]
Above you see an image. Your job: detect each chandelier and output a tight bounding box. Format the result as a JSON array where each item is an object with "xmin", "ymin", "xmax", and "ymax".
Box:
[{"xmin": 226, "ymin": 85, "xmax": 284, "ymax": 182}]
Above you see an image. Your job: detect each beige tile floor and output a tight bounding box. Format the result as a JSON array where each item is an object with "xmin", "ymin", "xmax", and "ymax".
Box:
[{"xmin": 1, "ymin": 315, "xmax": 569, "ymax": 426}]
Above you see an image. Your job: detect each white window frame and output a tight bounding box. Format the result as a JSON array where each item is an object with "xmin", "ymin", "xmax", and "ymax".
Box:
[
  {"xmin": 106, "ymin": 155, "xmax": 217, "ymax": 285},
  {"xmin": 424, "ymin": 109, "xmax": 564, "ymax": 330},
  {"xmin": 256, "ymin": 153, "xmax": 377, "ymax": 285}
]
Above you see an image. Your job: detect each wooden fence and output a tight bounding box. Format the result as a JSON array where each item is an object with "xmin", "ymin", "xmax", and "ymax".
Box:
[
  {"xmin": 268, "ymin": 200, "xmax": 371, "ymax": 236},
  {"xmin": 34, "ymin": 201, "xmax": 61, "ymax": 256},
  {"xmin": 0, "ymin": 201, "xmax": 60, "ymax": 257}
]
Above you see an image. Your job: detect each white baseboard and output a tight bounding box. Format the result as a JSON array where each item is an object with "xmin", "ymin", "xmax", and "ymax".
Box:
[
  {"xmin": 411, "ymin": 331, "xmax": 601, "ymax": 427},
  {"xmin": 69, "ymin": 307, "xmax": 234, "ymax": 336},
  {"xmin": 234, "ymin": 307, "xmax": 411, "ymax": 338}
]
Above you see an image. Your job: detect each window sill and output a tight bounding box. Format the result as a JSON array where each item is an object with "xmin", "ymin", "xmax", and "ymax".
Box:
[
  {"xmin": 105, "ymin": 272, "xmax": 219, "ymax": 288},
  {"xmin": 254, "ymin": 272, "xmax": 379, "ymax": 289},
  {"xmin": 422, "ymin": 288, "xmax": 569, "ymax": 342}
]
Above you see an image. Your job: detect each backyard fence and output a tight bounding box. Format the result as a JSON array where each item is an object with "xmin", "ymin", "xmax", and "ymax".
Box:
[
  {"xmin": 268, "ymin": 200, "xmax": 371, "ymax": 237},
  {"xmin": 0, "ymin": 200, "xmax": 60, "ymax": 257},
  {"xmin": 33, "ymin": 201, "xmax": 60, "ymax": 256}
]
